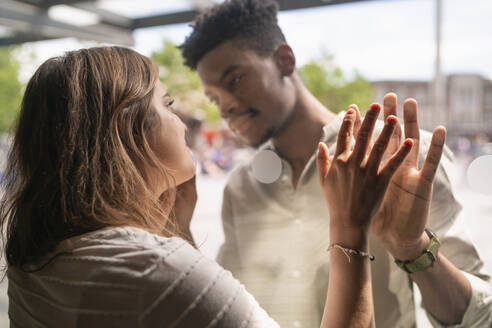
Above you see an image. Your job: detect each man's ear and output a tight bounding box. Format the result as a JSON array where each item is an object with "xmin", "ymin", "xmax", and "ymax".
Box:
[{"xmin": 274, "ymin": 44, "xmax": 296, "ymax": 76}]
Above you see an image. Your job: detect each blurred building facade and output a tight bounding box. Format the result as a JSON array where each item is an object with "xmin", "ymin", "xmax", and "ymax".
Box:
[{"xmin": 373, "ymin": 74, "xmax": 492, "ymax": 137}]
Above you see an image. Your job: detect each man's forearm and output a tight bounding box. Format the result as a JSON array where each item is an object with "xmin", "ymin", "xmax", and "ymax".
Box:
[{"xmin": 411, "ymin": 253, "xmax": 471, "ymax": 325}]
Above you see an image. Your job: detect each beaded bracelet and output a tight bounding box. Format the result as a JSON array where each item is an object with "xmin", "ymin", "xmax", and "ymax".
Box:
[{"xmin": 327, "ymin": 244, "xmax": 375, "ymax": 262}]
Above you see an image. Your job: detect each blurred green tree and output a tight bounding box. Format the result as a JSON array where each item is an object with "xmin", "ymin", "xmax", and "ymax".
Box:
[
  {"xmin": 151, "ymin": 41, "xmax": 220, "ymax": 124},
  {"xmin": 299, "ymin": 55, "xmax": 374, "ymax": 114},
  {"xmin": 0, "ymin": 47, "xmax": 22, "ymax": 133}
]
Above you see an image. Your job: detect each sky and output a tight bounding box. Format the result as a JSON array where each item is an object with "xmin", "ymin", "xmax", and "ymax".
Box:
[{"xmin": 13, "ymin": 0, "xmax": 492, "ymax": 83}]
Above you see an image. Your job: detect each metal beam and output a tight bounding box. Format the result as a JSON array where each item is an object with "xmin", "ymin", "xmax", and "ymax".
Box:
[
  {"xmin": 17, "ymin": 0, "xmax": 133, "ymax": 28},
  {"xmin": 70, "ymin": 2, "xmax": 133, "ymax": 28},
  {"xmin": 0, "ymin": 0, "xmax": 134, "ymax": 45},
  {"xmin": 277, "ymin": 0, "xmax": 377, "ymax": 11},
  {"xmin": 0, "ymin": 33, "xmax": 56, "ymax": 46},
  {"xmin": 131, "ymin": 0, "xmax": 376, "ymax": 29},
  {"xmin": 132, "ymin": 10, "xmax": 199, "ymax": 29},
  {"xmin": 44, "ymin": 0, "xmax": 95, "ymax": 6},
  {"xmin": 16, "ymin": 0, "xmax": 96, "ymax": 9}
]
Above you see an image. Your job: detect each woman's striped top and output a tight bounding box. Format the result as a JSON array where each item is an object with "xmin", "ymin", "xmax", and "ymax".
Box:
[{"xmin": 7, "ymin": 226, "xmax": 280, "ymax": 328}]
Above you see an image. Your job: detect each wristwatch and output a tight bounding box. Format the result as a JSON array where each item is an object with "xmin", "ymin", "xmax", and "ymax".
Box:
[{"xmin": 395, "ymin": 228, "xmax": 440, "ymax": 274}]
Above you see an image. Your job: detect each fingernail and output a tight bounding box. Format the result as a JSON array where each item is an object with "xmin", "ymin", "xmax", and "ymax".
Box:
[
  {"xmin": 318, "ymin": 143, "xmax": 325, "ymax": 157},
  {"xmin": 347, "ymin": 109, "xmax": 354, "ymax": 115},
  {"xmin": 434, "ymin": 132, "xmax": 445, "ymax": 144},
  {"xmin": 435, "ymin": 126, "xmax": 447, "ymax": 142},
  {"xmin": 386, "ymin": 115, "xmax": 397, "ymax": 124},
  {"xmin": 370, "ymin": 103, "xmax": 381, "ymax": 111},
  {"xmin": 404, "ymin": 139, "xmax": 413, "ymax": 147}
]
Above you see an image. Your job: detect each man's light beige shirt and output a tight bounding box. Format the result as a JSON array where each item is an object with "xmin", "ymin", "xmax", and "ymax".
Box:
[{"xmin": 218, "ymin": 113, "xmax": 492, "ymax": 328}]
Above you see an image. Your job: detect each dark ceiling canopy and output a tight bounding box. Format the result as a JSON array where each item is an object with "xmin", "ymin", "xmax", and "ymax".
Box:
[{"xmin": 0, "ymin": 0, "xmax": 381, "ymax": 46}]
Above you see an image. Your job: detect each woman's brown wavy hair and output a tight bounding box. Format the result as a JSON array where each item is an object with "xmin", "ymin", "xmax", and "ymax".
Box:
[{"xmin": 0, "ymin": 46, "xmax": 180, "ymax": 269}]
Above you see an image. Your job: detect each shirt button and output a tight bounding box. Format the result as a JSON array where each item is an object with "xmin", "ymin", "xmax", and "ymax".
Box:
[{"xmin": 293, "ymin": 321, "xmax": 302, "ymax": 327}]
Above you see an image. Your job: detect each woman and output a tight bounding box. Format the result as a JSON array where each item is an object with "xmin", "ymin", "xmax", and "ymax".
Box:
[{"xmin": 1, "ymin": 46, "xmax": 414, "ymax": 327}]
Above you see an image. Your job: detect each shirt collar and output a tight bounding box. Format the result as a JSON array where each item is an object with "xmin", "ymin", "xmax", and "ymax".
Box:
[{"xmin": 320, "ymin": 110, "xmax": 346, "ymax": 144}]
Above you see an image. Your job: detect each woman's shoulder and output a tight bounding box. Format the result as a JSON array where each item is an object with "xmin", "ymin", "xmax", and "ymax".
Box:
[
  {"xmin": 8, "ymin": 226, "xmax": 196, "ymax": 284},
  {"xmin": 57, "ymin": 227, "xmax": 186, "ymax": 255},
  {"xmin": 52, "ymin": 226, "xmax": 200, "ymax": 276}
]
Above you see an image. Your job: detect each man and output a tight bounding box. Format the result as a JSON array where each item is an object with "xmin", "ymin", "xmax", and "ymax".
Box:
[{"xmin": 181, "ymin": 0, "xmax": 492, "ymax": 327}]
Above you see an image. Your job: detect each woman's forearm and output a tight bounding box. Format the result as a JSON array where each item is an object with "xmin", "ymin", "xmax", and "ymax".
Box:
[
  {"xmin": 316, "ymin": 106, "xmax": 409, "ymax": 328},
  {"xmin": 320, "ymin": 228, "xmax": 375, "ymax": 328}
]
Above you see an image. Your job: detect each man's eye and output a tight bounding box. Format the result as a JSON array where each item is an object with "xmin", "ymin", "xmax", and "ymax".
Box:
[{"xmin": 229, "ymin": 74, "xmax": 244, "ymax": 89}]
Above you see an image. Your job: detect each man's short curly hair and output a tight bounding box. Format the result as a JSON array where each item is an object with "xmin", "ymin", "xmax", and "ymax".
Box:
[{"xmin": 181, "ymin": 0, "xmax": 286, "ymax": 69}]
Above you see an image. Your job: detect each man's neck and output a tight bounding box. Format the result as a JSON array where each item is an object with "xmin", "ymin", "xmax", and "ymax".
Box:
[{"xmin": 272, "ymin": 83, "xmax": 337, "ymax": 187}]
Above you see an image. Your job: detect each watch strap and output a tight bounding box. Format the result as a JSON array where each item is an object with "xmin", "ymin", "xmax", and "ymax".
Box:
[{"xmin": 395, "ymin": 228, "xmax": 440, "ymax": 274}]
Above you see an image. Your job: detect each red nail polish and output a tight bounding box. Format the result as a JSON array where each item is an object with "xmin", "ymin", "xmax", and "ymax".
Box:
[
  {"xmin": 370, "ymin": 104, "xmax": 381, "ymax": 111},
  {"xmin": 387, "ymin": 116, "xmax": 397, "ymax": 124}
]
